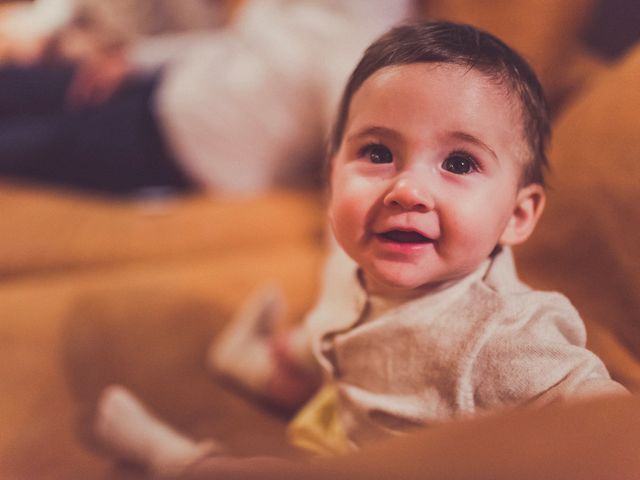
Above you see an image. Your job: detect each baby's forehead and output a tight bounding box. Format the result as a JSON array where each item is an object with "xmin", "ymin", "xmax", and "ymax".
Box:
[
  {"xmin": 352, "ymin": 63, "xmax": 525, "ymax": 134},
  {"xmin": 355, "ymin": 62, "xmax": 522, "ymax": 117}
]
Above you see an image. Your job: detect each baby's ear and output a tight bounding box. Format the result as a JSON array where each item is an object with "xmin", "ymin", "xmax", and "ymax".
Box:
[{"xmin": 499, "ymin": 183, "xmax": 546, "ymax": 246}]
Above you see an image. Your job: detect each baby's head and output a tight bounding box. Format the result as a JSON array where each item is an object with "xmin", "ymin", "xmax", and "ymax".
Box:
[
  {"xmin": 327, "ymin": 21, "xmax": 551, "ymax": 298},
  {"xmin": 329, "ymin": 21, "xmax": 550, "ymax": 186}
]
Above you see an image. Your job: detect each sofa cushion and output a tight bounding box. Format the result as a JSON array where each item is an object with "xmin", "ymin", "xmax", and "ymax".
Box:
[
  {"xmin": 516, "ymin": 44, "xmax": 640, "ymax": 388},
  {"xmin": 0, "ymin": 183, "xmax": 324, "ymax": 276}
]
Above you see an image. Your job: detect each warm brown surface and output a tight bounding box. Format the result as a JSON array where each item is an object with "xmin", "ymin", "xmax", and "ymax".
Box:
[
  {"xmin": 419, "ymin": 0, "xmax": 604, "ymax": 109},
  {"xmin": 0, "ymin": 183, "xmax": 323, "ymax": 277},
  {"xmin": 0, "ymin": 187, "xmax": 326, "ymax": 480},
  {"xmin": 516, "ymin": 45, "xmax": 640, "ymax": 389}
]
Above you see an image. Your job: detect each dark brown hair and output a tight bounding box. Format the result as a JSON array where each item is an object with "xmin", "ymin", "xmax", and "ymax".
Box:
[{"xmin": 328, "ymin": 21, "xmax": 550, "ymax": 186}]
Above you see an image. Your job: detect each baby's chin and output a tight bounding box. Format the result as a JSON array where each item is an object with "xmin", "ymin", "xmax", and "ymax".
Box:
[
  {"xmin": 361, "ymin": 260, "xmax": 484, "ymax": 300},
  {"xmin": 362, "ymin": 270, "xmax": 446, "ymax": 300}
]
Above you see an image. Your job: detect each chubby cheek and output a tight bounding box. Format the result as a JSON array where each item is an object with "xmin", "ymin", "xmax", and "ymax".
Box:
[
  {"xmin": 442, "ymin": 199, "xmax": 513, "ymax": 260},
  {"xmin": 328, "ymin": 190, "xmax": 363, "ymax": 248},
  {"xmin": 328, "ymin": 176, "xmax": 372, "ymax": 249}
]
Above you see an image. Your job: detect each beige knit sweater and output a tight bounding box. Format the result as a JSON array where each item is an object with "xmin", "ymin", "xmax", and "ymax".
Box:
[{"xmin": 302, "ymin": 246, "xmax": 626, "ymax": 449}]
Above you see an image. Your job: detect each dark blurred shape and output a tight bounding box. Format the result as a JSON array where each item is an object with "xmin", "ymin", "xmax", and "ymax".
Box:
[{"xmin": 583, "ymin": 0, "xmax": 640, "ymax": 59}]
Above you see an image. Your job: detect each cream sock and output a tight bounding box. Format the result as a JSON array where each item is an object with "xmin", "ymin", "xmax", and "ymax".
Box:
[{"xmin": 94, "ymin": 385, "xmax": 222, "ymax": 477}]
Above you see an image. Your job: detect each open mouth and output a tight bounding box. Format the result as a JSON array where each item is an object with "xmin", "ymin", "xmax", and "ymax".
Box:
[{"xmin": 378, "ymin": 230, "xmax": 432, "ymax": 244}]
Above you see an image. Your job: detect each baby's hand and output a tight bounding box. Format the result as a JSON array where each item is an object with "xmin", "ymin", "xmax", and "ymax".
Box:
[{"xmin": 206, "ymin": 284, "xmax": 286, "ymax": 391}]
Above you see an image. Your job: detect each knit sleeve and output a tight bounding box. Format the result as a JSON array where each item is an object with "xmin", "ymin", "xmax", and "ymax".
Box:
[{"xmin": 470, "ymin": 291, "xmax": 627, "ymax": 411}]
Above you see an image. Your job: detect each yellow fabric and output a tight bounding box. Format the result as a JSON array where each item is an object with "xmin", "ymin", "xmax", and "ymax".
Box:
[{"xmin": 286, "ymin": 383, "xmax": 350, "ymax": 456}]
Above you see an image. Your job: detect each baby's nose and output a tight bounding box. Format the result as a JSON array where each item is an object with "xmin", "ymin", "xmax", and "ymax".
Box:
[{"xmin": 383, "ymin": 176, "xmax": 434, "ymax": 212}]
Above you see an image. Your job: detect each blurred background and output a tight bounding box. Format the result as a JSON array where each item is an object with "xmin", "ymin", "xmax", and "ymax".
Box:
[{"xmin": 0, "ymin": 1, "xmax": 638, "ymax": 479}]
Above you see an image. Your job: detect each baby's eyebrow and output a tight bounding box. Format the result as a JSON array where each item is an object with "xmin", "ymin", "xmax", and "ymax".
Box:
[
  {"xmin": 346, "ymin": 126, "xmax": 403, "ymax": 143},
  {"xmin": 450, "ymin": 131, "xmax": 498, "ymax": 161}
]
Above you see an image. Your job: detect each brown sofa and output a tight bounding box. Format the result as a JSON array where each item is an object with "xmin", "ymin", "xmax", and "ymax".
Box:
[
  {"xmin": 0, "ymin": 186, "xmax": 326, "ymax": 479},
  {"xmin": 1, "ymin": 5, "xmax": 639, "ymax": 480},
  {"xmin": 517, "ymin": 44, "xmax": 640, "ymax": 389}
]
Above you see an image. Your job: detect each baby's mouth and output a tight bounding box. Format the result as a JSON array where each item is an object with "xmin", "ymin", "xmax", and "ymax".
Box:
[{"xmin": 377, "ymin": 230, "xmax": 432, "ymax": 244}]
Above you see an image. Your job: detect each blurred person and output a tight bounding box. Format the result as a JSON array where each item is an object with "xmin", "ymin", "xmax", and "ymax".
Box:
[
  {"xmin": 0, "ymin": 0, "xmax": 235, "ymax": 104},
  {"xmin": 0, "ymin": 0, "xmax": 414, "ymax": 195}
]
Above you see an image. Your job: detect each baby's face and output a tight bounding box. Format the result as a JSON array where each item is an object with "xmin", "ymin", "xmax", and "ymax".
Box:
[{"xmin": 329, "ymin": 63, "xmax": 534, "ymax": 298}]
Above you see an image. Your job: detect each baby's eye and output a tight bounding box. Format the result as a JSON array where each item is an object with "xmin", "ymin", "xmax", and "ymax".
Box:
[
  {"xmin": 442, "ymin": 152, "xmax": 477, "ymax": 175},
  {"xmin": 360, "ymin": 144, "xmax": 393, "ymax": 164}
]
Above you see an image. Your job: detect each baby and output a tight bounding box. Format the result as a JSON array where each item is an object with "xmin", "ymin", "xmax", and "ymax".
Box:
[{"xmin": 94, "ymin": 20, "xmax": 626, "ymax": 476}]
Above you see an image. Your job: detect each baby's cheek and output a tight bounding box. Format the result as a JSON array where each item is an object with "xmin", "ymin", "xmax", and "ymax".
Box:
[
  {"xmin": 330, "ymin": 199, "xmax": 357, "ymax": 235},
  {"xmin": 329, "ymin": 194, "xmax": 364, "ymax": 244},
  {"xmin": 443, "ymin": 210, "xmax": 494, "ymax": 253},
  {"xmin": 330, "ymin": 178, "xmax": 364, "ymax": 217}
]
